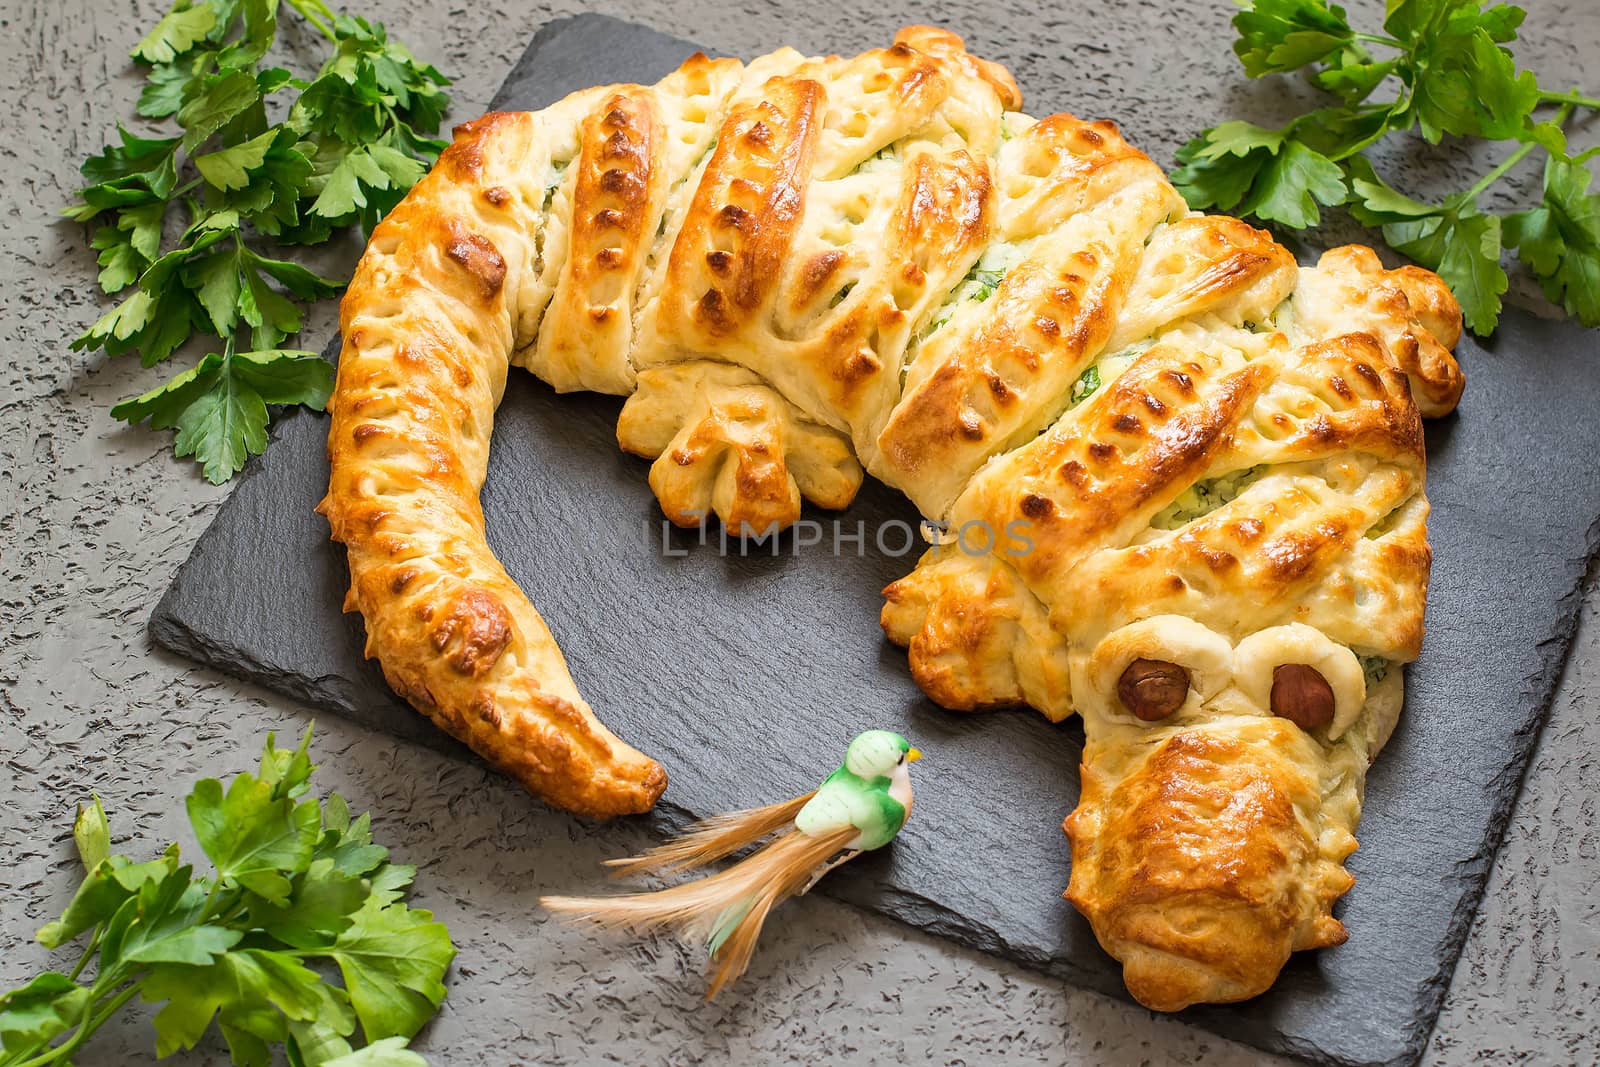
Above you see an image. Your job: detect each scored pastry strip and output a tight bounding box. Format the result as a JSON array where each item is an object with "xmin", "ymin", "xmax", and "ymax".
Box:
[
  {"xmin": 631, "ymin": 36, "xmax": 1009, "ymax": 457},
  {"xmin": 323, "ymin": 25, "xmax": 1465, "ymax": 1007},
  {"xmin": 519, "ymin": 55, "xmax": 746, "ymax": 394},
  {"xmin": 877, "ymin": 114, "xmax": 1187, "ymax": 516}
]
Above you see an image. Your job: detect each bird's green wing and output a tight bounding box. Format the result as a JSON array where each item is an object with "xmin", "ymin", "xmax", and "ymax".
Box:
[
  {"xmin": 851, "ymin": 783, "xmax": 908, "ymax": 851},
  {"xmin": 795, "ymin": 769, "xmax": 907, "ymax": 851}
]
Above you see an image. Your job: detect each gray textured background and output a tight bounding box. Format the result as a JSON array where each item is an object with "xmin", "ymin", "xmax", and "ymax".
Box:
[{"xmin": 3, "ymin": 1, "xmax": 1597, "ymax": 1064}]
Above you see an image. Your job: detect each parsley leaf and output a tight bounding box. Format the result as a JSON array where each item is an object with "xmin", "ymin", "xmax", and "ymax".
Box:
[
  {"xmin": 67, "ymin": 0, "xmax": 451, "ymax": 479},
  {"xmin": 1243, "ymin": 139, "xmax": 1347, "ymax": 226},
  {"xmin": 1347, "ymin": 157, "xmax": 1510, "ymax": 333},
  {"xmin": 1172, "ymin": 135, "xmax": 1265, "ymax": 212},
  {"xmin": 329, "ymin": 896, "xmax": 455, "ymax": 1041},
  {"xmin": 1174, "ymin": 122, "xmax": 1345, "ymax": 226},
  {"xmin": 309, "ymin": 144, "xmax": 398, "ymax": 221},
  {"xmin": 73, "ymin": 277, "xmax": 205, "ymax": 366},
  {"xmin": 195, "ymin": 127, "xmax": 280, "ymax": 189},
  {"xmin": 187, "ymin": 769, "xmax": 321, "ymax": 903},
  {"xmin": 284, "ymin": 15, "xmax": 448, "ymax": 235},
  {"xmin": 139, "ymin": 55, "xmax": 208, "ymax": 118},
  {"xmin": 73, "ymin": 223, "xmax": 235, "ymax": 364},
  {"xmin": 1435, "ymin": 212, "xmax": 1509, "ymax": 334},
  {"xmin": 0, "ymin": 974, "xmax": 93, "ymax": 1058},
  {"xmin": 210, "ymin": 128, "xmax": 315, "ymax": 230},
  {"xmin": 1179, "ymin": 0, "xmax": 1600, "ymax": 336},
  {"xmin": 111, "ymin": 345, "xmax": 335, "ymax": 483},
  {"xmin": 92, "ymin": 224, "xmax": 148, "ymax": 292},
  {"xmin": 8, "ymin": 728, "xmax": 451, "ymax": 1064},
  {"xmin": 1397, "ymin": 13, "xmax": 1539, "ymax": 142},
  {"xmin": 142, "ymin": 948, "xmax": 328, "ymax": 1059},
  {"xmin": 322, "ymin": 1036, "xmax": 429, "ymax": 1066},
  {"xmin": 36, "ymin": 853, "xmax": 179, "ymax": 949},
  {"xmin": 317, "ymin": 797, "xmax": 394, "ymax": 882},
  {"xmin": 1506, "ymin": 157, "xmax": 1600, "ymax": 325},
  {"xmin": 65, "ymin": 126, "xmax": 180, "ymax": 223},
  {"xmin": 1190, "ymin": 119, "xmax": 1286, "ymax": 159},
  {"xmin": 1312, "ymin": 48, "xmax": 1398, "ymax": 105},
  {"xmin": 78, "ymin": 126, "xmax": 181, "ymax": 190},
  {"xmin": 132, "ymin": 1, "xmax": 218, "ymax": 65},
  {"xmin": 1233, "ymin": 0, "xmax": 1355, "ymax": 77},
  {"xmin": 1345, "ymin": 154, "xmax": 1440, "ymax": 222},
  {"xmin": 177, "ymin": 67, "xmax": 263, "ymax": 150},
  {"xmin": 249, "ymin": 860, "xmax": 369, "ymax": 949}
]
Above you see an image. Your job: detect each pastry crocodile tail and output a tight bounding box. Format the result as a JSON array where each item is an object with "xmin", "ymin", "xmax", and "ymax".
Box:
[{"xmin": 321, "ymin": 103, "xmax": 674, "ymax": 818}]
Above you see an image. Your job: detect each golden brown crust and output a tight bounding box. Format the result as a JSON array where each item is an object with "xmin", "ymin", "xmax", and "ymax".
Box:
[
  {"xmin": 1106, "ymin": 215, "xmax": 1298, "ymax": 351},
  {"xmin": 630, "ymin": 32, "xmax": 1012, "ymax": 458},
  {"xmin": 326, "ymin": 29, "xmax": 1468, "ymax": 1005},
  {"xmin": 325, "ymin": 108, "xmax": 667, "ymax": 819},
  {"xmin": 880, "ymin": 548, "xmax": 1072, "ymax": 718},
  {"xmin": 892, "ymin": 26, "xmax": 1022, "ymax": 111},
  {"xmin": 616, "ymin": 361, "xmax": 862, "ymax": 534},
  {"xmin": 325, "ymin": 34, "xmax": 1024, "ymax": 820},
  {"xmin": 1293, "ymin": 245, "xmax": 1466, "ymax": 418},
  {"xmin": 676, "ymin": 78, "xmax": 824, "ymax": 342},
  {"xmin": 873, "ymin": 114, "xmax": 1184, "ymax": 515},
  {"xmin": 530, "ymin": 89, "xmax": 664, "ymax": 394},
  {"xmin": 944, "ymin": 342, "xmax": 1272, "ymax": 598},
  {"xmin": 1065, "ymin": 720, "xmax": 1354, "ymax": 1011},
  {"xmin": 872, "ymin": 180, "xmax": 1457, "ymax": 1008}
]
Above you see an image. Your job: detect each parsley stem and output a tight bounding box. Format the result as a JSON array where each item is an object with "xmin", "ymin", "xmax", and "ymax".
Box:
[
  {"xmin": 86, "ymin": 986, "xmax": 140, "ymax": 1032},
  {"xmin": 1538, "ymin": 89, "xmax": 1600, "ymax": 110},
  {"xmin": 65, "ymin": 928, "xmax": 100, "ymax": 982},
  {"xmin": 1463, "ymin": 102, "xmax": 1576, "ymax": 203},
  {"xmin": 11, "ymin": 985, "xmax": 138, "ymax": 1067},
  {"xmin": 285, "ymin": 0, "xmax": 338, "ymax": 42},
  {"xmin": 1351, "ymin": 31, "xmax": 1405, "ymax": 49},
  {"xmin": 201, "ymin": 874, "xmax": 228, "ymax": 919},
  {"xmin": 1466, "ymin": 145, "xmax": 1533, "ymax": 201}
]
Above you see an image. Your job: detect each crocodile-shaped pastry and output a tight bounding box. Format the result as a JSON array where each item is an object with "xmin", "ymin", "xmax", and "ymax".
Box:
[{"xmin": 320, "ymin": 27, "xmax": 1463, "ymax": 1009}]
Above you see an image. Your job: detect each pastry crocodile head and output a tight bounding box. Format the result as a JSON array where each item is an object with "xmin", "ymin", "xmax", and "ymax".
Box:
[{"xmin": 318, "ymin": 26, "xmax": 1464, "ymax": 1009}]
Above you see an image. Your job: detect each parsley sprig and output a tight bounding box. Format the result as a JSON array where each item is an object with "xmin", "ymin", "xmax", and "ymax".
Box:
[
  {"xmin": 0, "ymin": 728, "xmax": 453, "ymax": 1067},
  {"xmin": 67, "ymin": 0, "xmax": 452, "ymax": 482},
  {"xmin": 1173, "ymin": 0, "xmax": 1600, "ymax": 335}
]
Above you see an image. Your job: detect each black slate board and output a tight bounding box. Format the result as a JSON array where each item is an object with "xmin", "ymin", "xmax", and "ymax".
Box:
[{"xmin": 150, "ymin": 14, "xmax": 1600, "ymax": 1067}]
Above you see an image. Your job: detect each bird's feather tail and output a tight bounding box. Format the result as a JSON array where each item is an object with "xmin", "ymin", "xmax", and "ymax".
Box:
[
  {"xmin": 603, "ymin": 792, "xmax": 816, "ymax": 877},
  {"xmin": 542, "ymin": 824, "xmax": 857, "ymax": 998}
]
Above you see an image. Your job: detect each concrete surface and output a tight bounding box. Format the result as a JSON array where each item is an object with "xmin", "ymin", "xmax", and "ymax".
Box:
[{"xmin": 2, "ymin": 0, "xmax": 1596, "ymax": 1064}]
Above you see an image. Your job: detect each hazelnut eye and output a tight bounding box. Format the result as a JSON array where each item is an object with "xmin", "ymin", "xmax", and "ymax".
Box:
[
  {"xmin": 1117, "ymin": 658, "xmax": 1190, "ymax": 721},
  {"xmin": 1270, "ymin": 664, "xmax": 1335, "ymax": 730}
]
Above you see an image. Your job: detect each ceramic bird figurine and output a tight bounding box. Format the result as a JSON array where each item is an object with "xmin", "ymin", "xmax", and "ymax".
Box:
[{"xmin": 541, "ymin": 730, "xmax": 921, "ymax": 997}]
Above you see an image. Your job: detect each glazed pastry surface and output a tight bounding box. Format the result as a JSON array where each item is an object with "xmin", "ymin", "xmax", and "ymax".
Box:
[{"xmin": 322, "ymin": 26, "xmax": 1463, "ymax": 1004}]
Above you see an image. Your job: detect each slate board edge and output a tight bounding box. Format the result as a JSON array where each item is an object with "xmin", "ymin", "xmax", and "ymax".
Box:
[
  {"xmin": 1391, "ymin": 508, "xmax": 1600, "ymax": 1065},
  {"xmin": 142, "ymin": 14, "xmax": 1592, "ymax": 1067}
]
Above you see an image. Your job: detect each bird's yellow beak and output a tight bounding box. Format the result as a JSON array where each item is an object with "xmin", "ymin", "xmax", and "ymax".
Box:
[{"xmin": 906, "ymin": 747, "xmax": 923, "ymax": 763}]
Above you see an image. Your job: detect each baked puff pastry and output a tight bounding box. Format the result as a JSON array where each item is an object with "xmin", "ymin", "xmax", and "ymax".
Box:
[{"xmin": 322, "ymin": 26, "xmax": 1463, "ymax": 1004}]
